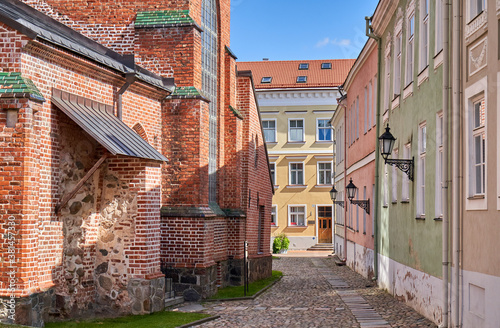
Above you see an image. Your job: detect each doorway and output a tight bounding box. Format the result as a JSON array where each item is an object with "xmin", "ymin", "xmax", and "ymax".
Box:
[{"xmin": 318, "ymin": 206, "xmax": 332, "ymax": 243}]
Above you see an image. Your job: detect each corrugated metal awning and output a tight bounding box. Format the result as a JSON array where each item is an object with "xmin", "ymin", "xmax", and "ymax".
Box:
[{"xmin": 52, "ymin": 89, "xmax": 167, "ymax": 162}]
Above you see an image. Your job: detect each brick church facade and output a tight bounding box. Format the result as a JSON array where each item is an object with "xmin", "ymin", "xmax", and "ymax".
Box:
[{"xmin": 0, "ymin": 0, "xmax": 273, "ymax": 326}]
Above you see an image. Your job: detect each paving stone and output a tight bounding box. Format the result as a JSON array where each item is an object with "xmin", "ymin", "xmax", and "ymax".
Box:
[{"xmin": 194, "ymin": 257, "xmax": 438, "ymax": 328}]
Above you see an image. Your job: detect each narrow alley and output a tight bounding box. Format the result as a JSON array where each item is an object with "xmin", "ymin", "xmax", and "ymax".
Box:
[{"xmin": 185, "ymin": 254, "xmax": 436, "ymax": 328}]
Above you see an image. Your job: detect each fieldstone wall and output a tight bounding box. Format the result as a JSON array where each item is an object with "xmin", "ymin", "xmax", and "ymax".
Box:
[{"xmin": 0, "ymin": 288, "xmax": 55, "ymax": 327}]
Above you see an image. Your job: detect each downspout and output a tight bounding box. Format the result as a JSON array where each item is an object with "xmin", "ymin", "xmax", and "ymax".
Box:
[
  {"xmin": 117, "ymin": 73, "xmax": 135, "ymax": 120},
  {"xmin": 441, "ymin": 0, "xmax": 450, "ymax": 327},
  {"xmin": 366, "ymin": 16, "xmax": 381, "ymax": 282},
  {"xmin": 451, "ymin": 0, "xmax": 462, "ymax": 327},
  {"xmin": 117, "ymin": 54, "xmax": 136, "ymax": 120},
  {"xmin": 339, "ymin": 88, "xmax": 348, "ymax": 263}
]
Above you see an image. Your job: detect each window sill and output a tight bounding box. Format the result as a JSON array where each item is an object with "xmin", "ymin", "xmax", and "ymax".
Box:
[
  {"xmin": 271, "ymin": 225, "xmax": 279, "ymax": 228},
  {"xmin": 433, "ymin": 217, "xmax": 443, "ymax": 222},
  {"xmin": 314, "ymin": 184, "xmax": 333, "ymax": 188},
  {"xmin": 467, "ymin": 194, "xmax": 485, "ymax": 200},
  {"xmin": 274, "ymin": 185, "xmax": 280, "ymax": 189},
  {"xmin": 286, "ymin": 185, "xmax": 307, "ymax": 189},
  {"xmin": 391, "ymin": 96, "xmax": 400, "ymax": 110},
  {"xmin": 417, "ymin": 66, "xmax": 429, "ymax": 86},
  {"xmin": 434, "ymin": 50, "xmax": 443, "ymax": 69},
  {"xmin": 401, "ymin": 199, "xmax": 410, "ymax": 203},
  {"xmin": 403, "ymin": 82, "xmax": 413, "ymax": 99},
  {"xmin": 287, "ymin": 141, "xmax": 305, "ymax": 144},
  {"xmin": 392, "ymin": 201, "xmax": 398, "ymax": 204},
  {"xmin": 315, "ymin": 140, "xmax": 333, "ymax": 144},
  {"xmin": 415, "ymin": 216, "xmax": 426, "ymax": 220},
  {"xmin": 287, "ymin": 225, "xmax": 307, "ymax": 228},
  {"xmin": 383, "ymin": 204, "xmax": 388, "ymax": 208},
  {"xmin": 266, "ymin": 141, "xmax": 278, "ymax": 145}
]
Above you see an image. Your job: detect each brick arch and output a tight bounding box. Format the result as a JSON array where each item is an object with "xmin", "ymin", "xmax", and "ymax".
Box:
[{"xmin": 132, "ymin": 123, "xmax": 149, "ymax": 143}]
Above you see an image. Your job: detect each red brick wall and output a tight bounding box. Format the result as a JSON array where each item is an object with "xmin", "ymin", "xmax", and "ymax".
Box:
[
  {"xmin": 236, "ymin": 75, "xmax": 273, "ymax": 258},
  {"xmin": 0, "ymin": 25, "xmax": 164, "ymax": 304}
]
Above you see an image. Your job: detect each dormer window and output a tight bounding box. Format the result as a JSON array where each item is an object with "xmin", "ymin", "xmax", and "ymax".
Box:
[
  {"xmin": 298, "ymin": 63, "xmax": 309, "ymax": 70},
  {"xmin": 321, "ymin": 63, "xmax": 332, "ymax": 69},
  {"xmin": 296, "ymin": 76, "xmax": 307, "ymax": 83},
  {"xmin": 261, "ymin": 76, "xmax": 272, "ymax": 83}
]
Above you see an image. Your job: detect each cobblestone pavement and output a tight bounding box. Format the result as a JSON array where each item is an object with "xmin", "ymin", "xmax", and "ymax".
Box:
[{"xmin": 187, "ymin": 255, "xmax": 437, "ymax": 328}]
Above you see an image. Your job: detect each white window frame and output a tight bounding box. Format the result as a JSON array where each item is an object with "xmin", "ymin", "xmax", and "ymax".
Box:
[
  {"xmin": 470, "ymin": 96, "xmax": 486, "ymax": 196},
  {"xmin": 468, "ymin": 0, "xmax": 485, "ymax": 22},
  {"xmin": 271, "ymin": 205, "xmax": 277, "ymax": 226},
  {"xmin": 419, "ymin": 0, "xmax": 429, "ymax": 71},
  {"xmin": 402, "ymin": 143, "xmax": 411, "ymax": 202},
  {"xmin": 383, "ymin": 162, "xmax": 389, "ymax": 207},
  {"xmin": 417, "ymin": 123, "xmax": 426, "ymax": 218},
  {"xmin": 317, "ymin": 161, "xmax": 333, "ymax": 185},
  {"xmin": 435, "ymin": 112, "xmax": 443, "ymax": 218},
  {"xmin": 392, "ymin": 149, "xmax": 398, "ymax": 203},
  {"xmin": 364, "ymin": 86, "xmax": 368, "ymax": 134},
  {"xmin": 369, "ymin": 80, "xmax": 373, "ymax": 129},
  {"xmin": 394, "ymin": 29, "xmax": 402, "ymax": 97},
  {"xmin": 270, "ymin": 162, "xmax": 276, "ymax": 186},
  {"xmin": 406, "ymin": 11, "xmax": 415, "ymax": 87},
  {"xmin": 288, "ymin": 118, "xmax": 305, "ymax": 142},
  {"xmin": 289, "ymin": 161, "xmax": 305, "ymax": 185},
  {"xmin": 356, "ymin": 97, "xmax": 359, "ymax": 140},
  {"xmin": 288, "ymin": 205, "xmax": 306, "ymax": 227},
  {"xmin": 262, "ymin": 118, "xmax": 277, "ymax": 143},
  {"xmin": 316, "ymin": 118, "xmax": 332, "ymax": 142},
  {"xmin": 362, "ymin": 186, "xmax": 367, "ymax": 234},
  {"xmin": 465, "ymin": 78, "xmax": 487, "ymax": 210},
  {"xmin": 384, "ymin": 51, "xmax": 391, "ymax": 110},
  {"xmin": 435, "ymin": 0, "xmax": 443, "ymax": 56}
]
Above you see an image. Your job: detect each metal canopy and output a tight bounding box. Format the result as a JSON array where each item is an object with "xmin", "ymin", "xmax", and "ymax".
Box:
[{"xmin": 52, "ymin": 89, "xmax": 167, "ymax": 162}]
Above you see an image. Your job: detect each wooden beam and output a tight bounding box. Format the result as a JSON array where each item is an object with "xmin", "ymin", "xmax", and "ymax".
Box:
[{"xmin": 55, "ymin": 154, "xmax": 108, "ymax": 214}]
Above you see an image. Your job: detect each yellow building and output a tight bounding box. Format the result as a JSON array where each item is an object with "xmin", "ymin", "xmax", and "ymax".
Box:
[{"xmin": 238, "ymin": 59, "xmax": 354, "ymax": 249}]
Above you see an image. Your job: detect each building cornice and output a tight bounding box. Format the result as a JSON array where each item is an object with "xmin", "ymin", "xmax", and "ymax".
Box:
[
  {"xmin": 344, "ymin": 38, "xmax": 377, "ymax": 90},
  {"xmin": 372, "ymin": 0, "xmax": 399, "ymax": 36}
]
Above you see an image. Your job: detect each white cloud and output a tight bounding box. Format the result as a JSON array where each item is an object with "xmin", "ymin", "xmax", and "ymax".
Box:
[
  {"xmin": 316, "ymin": 37, "xmax": 352, "ymax": 48},
  {"xmin": 316, "ymin": 37, "xmax": 331, "ymax": 48}
]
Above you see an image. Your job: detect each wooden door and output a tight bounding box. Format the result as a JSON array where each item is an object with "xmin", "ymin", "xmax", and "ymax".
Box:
[{"xmin": 318, "ymin": 206, "xmax": 332, "ymax": 243}]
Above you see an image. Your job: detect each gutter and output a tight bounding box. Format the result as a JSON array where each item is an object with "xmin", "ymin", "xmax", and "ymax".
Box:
[
  {"xmin": 451, "ymin": 1, "xmax": 462, "ymax": 327},
  {"xmin": 365, "ymin": 16, "xmax": 381, "ymax": 282},
  {"xmin": 441, "ymin": 1, "xmax": 450, "ymax": 326},
  {"xmin": 116, "ymin": 55, "xmax": 136, "ymax": 120}
]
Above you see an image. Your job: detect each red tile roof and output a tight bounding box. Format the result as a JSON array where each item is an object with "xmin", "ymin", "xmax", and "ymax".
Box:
[{"xmin": 237, "ymin": 59, "xmax": 356, "ymax": 90}]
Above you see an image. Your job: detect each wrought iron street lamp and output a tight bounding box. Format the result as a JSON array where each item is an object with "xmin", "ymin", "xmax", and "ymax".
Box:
[
  {"xmin": 346, "ymin": 178, "xmax": 370, "ymax": 214},
  {"xmin": 378, "ymin": 124, "xmax": 414, "ymax": 181},
  {"xmin": 329, "ymin": 185, "xmax": 344, "ymax": 208}
]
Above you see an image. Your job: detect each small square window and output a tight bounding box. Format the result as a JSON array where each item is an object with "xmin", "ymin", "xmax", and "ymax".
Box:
[
  {"xmin": 298, "ymin": 63, "xmax": 309, "ymax": 70},
  {"xmin": 296, "ymin": 76, "xmax": 307, "ymax": 83},
  {"xmin": 261, "ymin": 76, "xmax": 272, "ymax": 83},
  {"xmin": 321, "ymin": 63, "xmax": 332, "ymax": 69}
]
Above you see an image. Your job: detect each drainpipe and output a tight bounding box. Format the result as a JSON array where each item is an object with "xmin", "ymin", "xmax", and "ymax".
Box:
[
  {"xmin": 441, "ymin": 0, "xmax": 450, "ymax": 327},
  {"xmin": 336, "ymin": 91, "xmax": 347, "ymax": 261},
  {"xmin": 365, "ymin": 16, "xmax": 381, "ymax": 282},
  {"xmin": 451, "ymin": 1, "xmax": 461, "ymax": 327},
  {"xmin": 117, "ymin": 73, "xmax": 135, "ymax": 120},
  {"xmin": 117, "ymin": 54, "xmax": 136, "ymax": 120}
]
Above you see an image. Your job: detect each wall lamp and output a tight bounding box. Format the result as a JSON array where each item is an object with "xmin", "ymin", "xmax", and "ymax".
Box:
[
  {"xmin": 346, "ymin": 178, "xmax": 370, "ymax": 214},
  {"xmin": 378, "ymin": 124, "xmax": 414, "ymax": 181},
  {"xmin": 329, "ymin": 185, "xmax": 344, "ymax": 208}
]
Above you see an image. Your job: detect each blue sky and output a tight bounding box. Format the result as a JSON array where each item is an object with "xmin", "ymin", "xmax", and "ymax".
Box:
[{"xmin": 230, "ymin": 0, "xmax": 379, "ymax": 62}]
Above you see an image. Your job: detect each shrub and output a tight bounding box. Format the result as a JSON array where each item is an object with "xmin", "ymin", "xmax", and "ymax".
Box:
[{"xmin": 272, "ymin": 233, "xmax": 290, "ymax": 253}]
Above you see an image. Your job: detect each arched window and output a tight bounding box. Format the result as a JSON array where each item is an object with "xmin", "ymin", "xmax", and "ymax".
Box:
[{"xmin": 201, "ymin": 0, "xmax": 218, "ymax": 203}]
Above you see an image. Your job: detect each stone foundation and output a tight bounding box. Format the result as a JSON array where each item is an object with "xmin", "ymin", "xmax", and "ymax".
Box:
[
  {"xmin": 0, "ymin": 288, "xmax": 55, "ymax": 327},
  {"xmin": 128, "ymin": 277, "xmax": 165, "ymax": 315},
  {"xmin": 163, "ymin": 256, "xmax": 272, "ymax": 300}
]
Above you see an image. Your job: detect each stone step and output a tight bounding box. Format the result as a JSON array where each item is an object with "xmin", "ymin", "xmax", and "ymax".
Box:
[
  {"xmin": 307, "ymin": 243, "xmax": 334, "ymax": 251},
  {"xmin": 164, "ymin": 296, "xmax": 184, "ymax": 308}
]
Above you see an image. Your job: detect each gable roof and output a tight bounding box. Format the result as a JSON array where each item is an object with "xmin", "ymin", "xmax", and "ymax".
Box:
[
  {"xmin": 237, "ymin": 59, "xmax": 355, "ymax": 90},
  {"xmin": 0, "ymin": 0, "xmax": 174, "ymax": 92}
]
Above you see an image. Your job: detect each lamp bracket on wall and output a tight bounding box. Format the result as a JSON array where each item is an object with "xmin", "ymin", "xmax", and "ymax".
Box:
[
  {"xmin": 350, "ymin": 199, "xmax": 370, "ymax": 214},
  {"xmin": 384, "ymin": 157, "xmax": 414, "ymax": 181},
  {"xmin": 333, "ymin": 201, "xmax": 345, "ymax": 208}
]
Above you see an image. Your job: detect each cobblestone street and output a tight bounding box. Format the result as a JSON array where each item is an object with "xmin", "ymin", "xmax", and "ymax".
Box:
[{"xmin": 187, "ymin": 254, "xmax": 437, "ymax": 328}]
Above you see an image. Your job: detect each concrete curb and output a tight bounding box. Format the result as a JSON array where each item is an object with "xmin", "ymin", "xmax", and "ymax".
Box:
[
  {"xmin": 176, "ymin": 315, "xmax": 221, "ymax": 328},
  {"xmin": 204, "ymin": 276, "xmax": 283, "ymax": 302}
]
